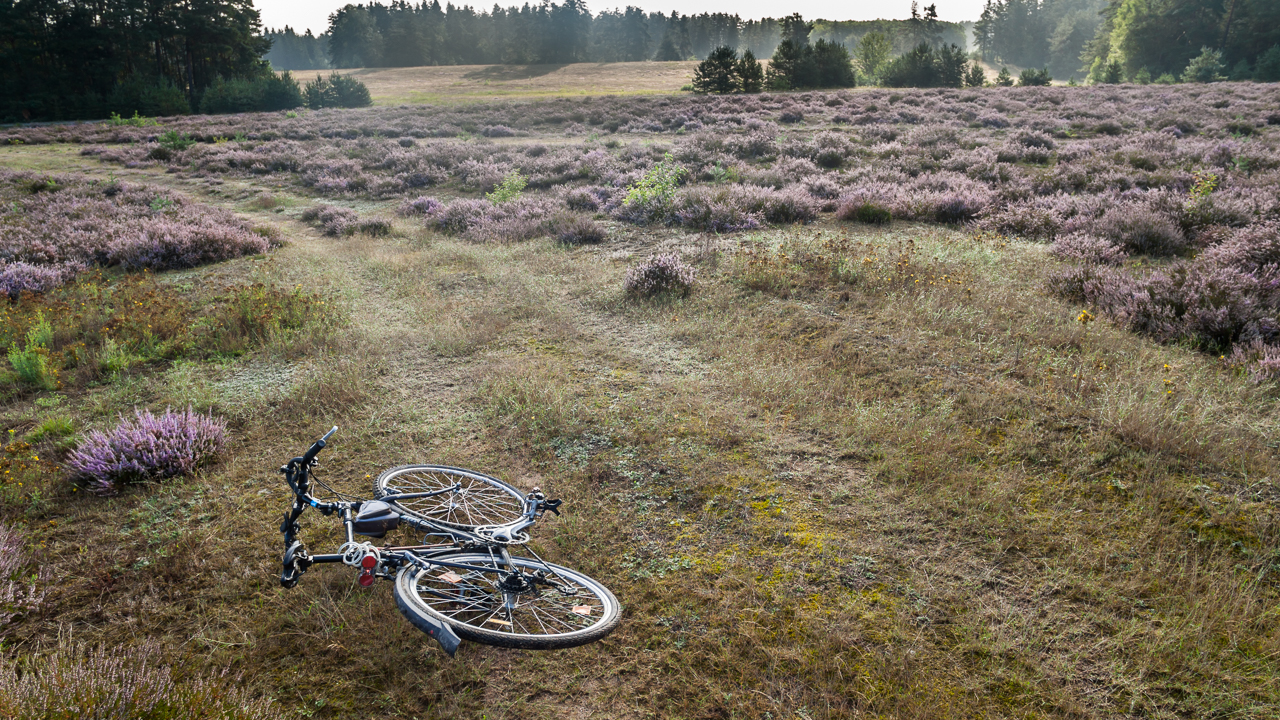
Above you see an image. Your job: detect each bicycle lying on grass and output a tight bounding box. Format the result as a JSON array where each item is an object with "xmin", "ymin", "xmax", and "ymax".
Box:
[{"xmin": 277, "ymin": 427, "xmax": 620, "ymax": 655}]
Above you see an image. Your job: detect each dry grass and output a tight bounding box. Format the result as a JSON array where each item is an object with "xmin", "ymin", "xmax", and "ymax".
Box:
[
  {"xmin": 337, "ymin": 61, "xmax": 703, "ymax": 105},
  {"xmin": 0, "ymin": 141, "xmax": 1277, "ymax": 720}
]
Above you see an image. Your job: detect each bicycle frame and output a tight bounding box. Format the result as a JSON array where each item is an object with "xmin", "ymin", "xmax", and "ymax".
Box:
[{"xmin": 277, "ymin": 427, "xmax": 575, "ymax": 655}]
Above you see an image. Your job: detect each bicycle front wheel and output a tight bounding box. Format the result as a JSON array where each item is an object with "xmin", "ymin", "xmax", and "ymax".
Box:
[
  {"xmin": 394, "ymin": 552, "xmax": 621, "ymax": 650},
  {"xmin": 374, "ymin": 465, "xmax": 527, "ymax": 530}
]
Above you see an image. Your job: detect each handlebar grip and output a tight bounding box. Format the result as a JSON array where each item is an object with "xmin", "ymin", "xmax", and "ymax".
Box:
[{"xmin": 299, "ymin": 426, "xmax": 338, "ymax": 466}]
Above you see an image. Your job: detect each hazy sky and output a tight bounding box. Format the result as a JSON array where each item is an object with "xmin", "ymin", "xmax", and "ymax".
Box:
[{"xmin": 257, "ymin": 1, "xmax": 988, "ymax": 35}]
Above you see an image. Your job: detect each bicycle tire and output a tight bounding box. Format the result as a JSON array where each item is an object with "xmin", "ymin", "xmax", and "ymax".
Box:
[
  {"xmin": 394, "ymin": 552, "xmax": 621, "ymax": 650},
  {"xmin": 374, "ymin": 465, "xmax": 527, "ymax": 530}
]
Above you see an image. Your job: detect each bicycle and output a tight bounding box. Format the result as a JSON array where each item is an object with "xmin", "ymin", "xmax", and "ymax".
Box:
[{"xmin": 277, "ymin": 427, "xmax": 621, "ymax": 656}]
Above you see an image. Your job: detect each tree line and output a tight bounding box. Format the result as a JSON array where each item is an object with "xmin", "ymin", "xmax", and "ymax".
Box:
[
  {"xmin": 264, "ymin": 2, "xmax": 968, "ymax": 71},
  {"xmin": 975, "ymin": 0, "xmax": 1280, "ymax": 83},
  {"xmin": 1, "ymin": 0, "xmax": 269, "ymax": 121},
  {"xmin": 0, "ymin": 0, "xmax": 376, "ymax": 122}
]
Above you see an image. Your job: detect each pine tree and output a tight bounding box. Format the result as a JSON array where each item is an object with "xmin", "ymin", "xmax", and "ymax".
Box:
[
  {"xmin": 692, "ymin": 46, "xmax": 741, "ymax": 93},
  {"xmin": 964, "ymin": 61, "xmax": 987, "ymax": 87},
  {"xmin": 654, "ymin": 32, "xmax": 682, "ymax": 61},
  {"xmin": 738, "ymin": 50, "xmax": 764, "ymax": 93}
]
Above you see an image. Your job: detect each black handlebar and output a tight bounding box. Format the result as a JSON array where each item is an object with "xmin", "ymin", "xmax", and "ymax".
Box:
[{"xmin": 299, "ymin": 426, "xmax": 338, "ymax": 467}]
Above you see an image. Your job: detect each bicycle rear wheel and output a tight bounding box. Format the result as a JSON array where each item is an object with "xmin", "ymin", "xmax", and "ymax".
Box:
[
  {"xmin": 394, "ymin": 552, "xmax": 620, "ymax": 650},
  {"xmin": 374, "ymin": 465, "xmax": 527, "ymax": 530}
]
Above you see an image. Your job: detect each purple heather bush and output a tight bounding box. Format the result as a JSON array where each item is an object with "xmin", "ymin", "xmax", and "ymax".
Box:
[
  {"xmin": 673, "ymin": 187, "xmax": 763, "ymax": 233},
  {"xmin": 563, "ymin": 185, "xmax": 612, "ymax": 212},
  {"xmin": 1050, "ymin": 233, "xmax": 1129, "ymax": 265},
  {"xmin": 300, "ymin": 204, "xmax": 387, "ymax": 236},
  {"xmin": 0, "ymin": 522, "xmax": 49, "ymax": 630},
  {"xmin": 0, "ymin": 170, "xmax": 273, "ymax": 292},
  {"xmin": 67, "ymin": 407, "xmax": 228, "ymax": 496},
  {"xmin": 0, "ymin": 262, "xmax": 79, "ymax": 298},
  {"xmin": 625, "ymin": 253, "xmax": 697, "ymax": 298},
  {"xmin": 425, "ymin": 197, "xmax": 561, "ymax": 242},
  {"xmin": 1069, "ymin": 203, "xmax": 1186, "ymax": 255},
  {"xmin": 0, "ymin": 642, "xmax": 275, "ymax": 719},
  {"xmin": 398, "ymin": 195, "xmax": 443, "ymax": 216},
  {"xmin": 1050, "ymin": 222, "xmax": 1280, "ymax": 360}
]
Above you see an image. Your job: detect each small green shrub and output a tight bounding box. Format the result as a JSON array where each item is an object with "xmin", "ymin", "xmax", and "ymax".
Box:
[
  {"xmin": 1017, "ymin": 67, "xmax": 1052, "ymax": 87},
  {"xmin": 198, "ymin": 73, "xmax": 303, "ymax": 115},
  {"xmin": 1182, "ymin": 47, "xmax": 1226, "ymax": 83},
  {"xmin": 107, "ymin": 76, "xmax": 190, "ymax": 117},
  {"xmin": 107, "ymin": 111, "xmax": 160, "ymax": 128},
  {"xmin": 7, "ymin": 313, "xmax": 57, "ymax": 391},
  {"xmin": 303, "ymin": 73, "xmax": 373, "ymax": 109},
  {"xmin": 837, "ymin": 201, "xmax": 892, "ymax": 226},
  {"xmin": 486, "ymin": 171, "xmax": 527, "ymax": 204},
  {"xmin": 620, "ymin": 153, "xmax": 686, "ymax": 223},
  {"xmin": 157, "ymin": 130, "xmax": 195, "ymax": 152}
]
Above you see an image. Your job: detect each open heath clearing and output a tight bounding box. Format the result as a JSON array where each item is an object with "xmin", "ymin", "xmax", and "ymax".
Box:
[{"xmin": 0, "ymin": 78, "xmax": 1278, "ymax": 719}]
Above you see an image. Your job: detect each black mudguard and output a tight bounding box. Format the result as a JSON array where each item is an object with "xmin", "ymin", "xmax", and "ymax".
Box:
[{"xmin": 394, "ymin": 590, "xmax": 462, "ymax": 657}]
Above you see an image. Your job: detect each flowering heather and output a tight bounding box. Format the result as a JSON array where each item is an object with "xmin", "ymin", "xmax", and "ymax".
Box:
[
  {"xmin": 563, "ymin": 185, "xmax": 612, "ymax": 212},
  {"xmin": 0, "ymin": 169, "xmax": 273, "ymax": 291},
  {"xmin": 45, "ymin": 84, "xmax": 1275, "ymax": 248},
  {"xmin": 0, "ymin": 522, "xmax": 48, "ymax": 630},
  {"xmin": 67, "ymin": 407, "xmax": 228, "ymax": 496},
  {"xmin": 300, "ymin": 204, "xmax": 359, "ymax": 235},
  {"xmin": 1049, "ymin": 222, "xmax": 1280, "ymax": 374},
  {"xmin": 397, "ymin": 195, "xmax": 443, "ymax": 216},
  {"xmin": 625, "ymin": 253, "xmax": 697, "ymax": 297},
  {"xmin": 0, "ymin": 262, "xmax": 77, "ymax": 298},
  {"xmin": 1049, "ymin": 233, "xmax": 1128, "ymax": 265},
  {"xmin": 0, "ymin": 642, "xmax": 274, "ymax": 719},
  {"xmin": 424, "ymin": 196, "xmax": 562, "ymax": 242},
  {"xmin": 6, "ymin": 83, "xmax": 1280, "ymax": 365}
]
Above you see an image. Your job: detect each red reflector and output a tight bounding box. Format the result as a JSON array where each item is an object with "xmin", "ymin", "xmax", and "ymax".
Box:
[
  {"xmin": 361, "ymin": 554, "xmax": 377, "ymax": 569},
  {"xmin": 358, "ymin": 571, "xmax": 375, "ymax": 587}
]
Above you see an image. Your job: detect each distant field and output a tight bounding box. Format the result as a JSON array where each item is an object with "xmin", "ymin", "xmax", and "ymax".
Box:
[{"xmin": 335, "ymin": 61, "xmax": 703, "ymax": 104}]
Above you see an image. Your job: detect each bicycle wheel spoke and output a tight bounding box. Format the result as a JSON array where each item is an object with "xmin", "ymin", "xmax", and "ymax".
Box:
[
  {"xmin": 527, "ymin": 602, "xmax": 580, "ymax": 632},
  {"xmin": 460, "ymin": 492, "xmax": 516, "ymax": 520},
  {"xmin": 378, "ymin": 465, "xmax": 527, "ymax": 530}
]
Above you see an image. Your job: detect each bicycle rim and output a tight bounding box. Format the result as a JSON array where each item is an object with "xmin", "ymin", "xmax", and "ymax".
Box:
[{"xmin": 394, "ymin": 552, "xmax": 620, "ymax": 650}]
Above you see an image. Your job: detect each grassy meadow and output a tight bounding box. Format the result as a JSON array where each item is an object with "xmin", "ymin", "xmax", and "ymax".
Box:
[
  {"xmin": 340, "ymin": 61, "xmax": 703, "ymax": 105},
  {"xmin": 0, "ymin": 75, "xmax": 1278, "ymax": 720}
]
